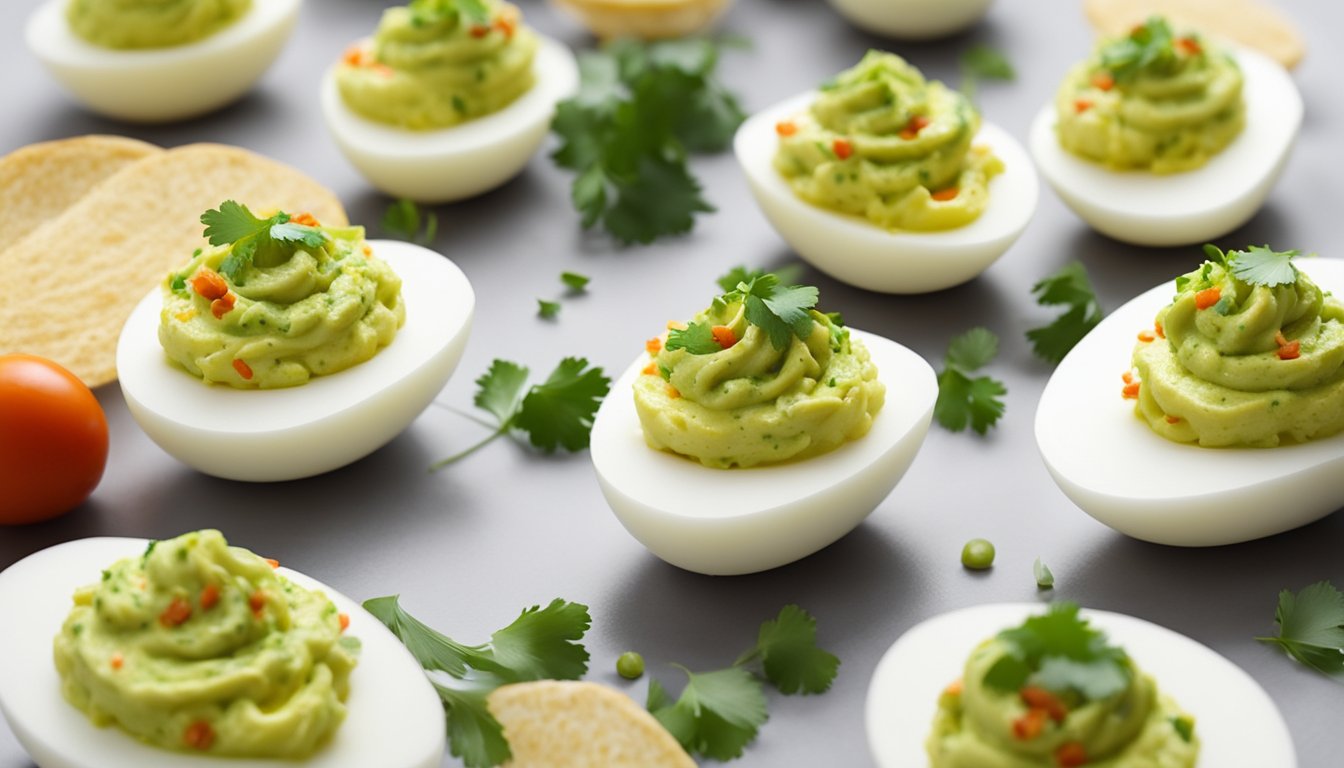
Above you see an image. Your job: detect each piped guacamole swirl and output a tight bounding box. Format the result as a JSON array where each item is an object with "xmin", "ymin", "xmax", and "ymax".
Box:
[
  {"xmin": 336, "ymin": 0, "xmax": 537, "ymax": 130},
  {"xmin": 633, "ymin": 273, "xmax": 884, "ymax": 468},
  {"xmin": 927, "ymin": 604, "xmax": 1198, "ymax": 768},
  {"xmin": 773, "ymin": 50, "xmax": 1003, "ymax": 232},
  {"xmin": 66, "ymin": 0, "xmax": 251, "ymax": 50},
  {"xmin": 1132, "ymin": 248, "xmax": 1344, "ymax": 447},
  {"xmin": 1055, "ymin": 17, "xmax": 1244, "ymax": 173},
  {"xmin": 159, "ymin": 204, "xmax": 405, "ymax": 389},
  {"xmin": 53, "ymin": 530, "xmax": 357, "ymax": 758}
]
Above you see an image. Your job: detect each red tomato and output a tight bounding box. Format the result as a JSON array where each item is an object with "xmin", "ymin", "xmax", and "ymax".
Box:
[{"xmin": 0, "ymin": 355, "xmax": 109, "ymax": 524}]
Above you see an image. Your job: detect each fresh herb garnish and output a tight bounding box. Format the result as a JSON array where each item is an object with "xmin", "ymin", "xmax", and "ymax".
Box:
[
  {"xmin": 935, "ymin": 328, "xmax": 1006, "ymax": 435},
  {"xmin": 382, "ymin": 199, "xmax": 438, "ymax": 244},
  {"xmin": 665, "ymin": 322, "xmax": 722, "ymax": 355},
  {"xmin": 1226, "ymin": 244, "xmax": 1301, "ymax": 287},
  {"xmin": 960, "ymin": 44, "xmax": 1015, "ymax": 97},
  {"xmin": 646, "ymin": 605, "xmax": 838, "ymax": 761},
  {"xmin": 365, "ymin": 596, "xmax": 591, "ymax": 768},
  {"xmin": 1098, "ymin": 16, "xmax": 1183, "ymax": 82},
  {"xmin": 433, "ymin": 358, "xmax": 611, "ymax": 467},
  {"xmin": 551, "ymin": 38, "xmax": 745, "ymax": 244},
  {"xmin": 1257, "ymin": 581, "xmax": 1344, "ymax": 681},
  {"xmin": 560, "ymin": 271, "xmax": 590, "ymax": 292},
  {"xmin": 1034, "ymin": 557, "xmax": 1055, "ymax": 590},
  {"xmin": 537, "ymin": 299, "xmax": 561, "ymax": 319},
  {"xmin": 407, "ymin": 0, "xmax": 490, "ymax": 27},
  {"xmin": 715, "ymin": 264, "xmax": 803, "ymax": 293},
  {"xmin": 715, "ymin": 273, "xmax": 819, "ymax": 351},
  {"xmin": 200, "ymin": 200, "xmax": 328, "ymax": 281},
  {"xmin": 983, "ymin": 603, "xmax": 1130, "ymax": 700},
  {"xmin": 1026, "ymin": 262, "xmax": 1104, "ymax": 365}
]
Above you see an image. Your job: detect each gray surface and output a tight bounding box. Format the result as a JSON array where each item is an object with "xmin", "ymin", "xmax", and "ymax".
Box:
[{"xmin": 2, "ymin": 0, "xmax": 1341, "ymax": 766}]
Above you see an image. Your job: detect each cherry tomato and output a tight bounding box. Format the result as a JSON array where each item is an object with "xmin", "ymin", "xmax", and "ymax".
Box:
[{"xmin": 0, "ymin": 355, "xmax": 109, "ymax": 524}]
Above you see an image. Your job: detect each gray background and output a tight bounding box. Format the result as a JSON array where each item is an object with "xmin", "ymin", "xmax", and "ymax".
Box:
[{"xmin": 2, "ymin": 0, "xmax": 1341, "ymax": 766}]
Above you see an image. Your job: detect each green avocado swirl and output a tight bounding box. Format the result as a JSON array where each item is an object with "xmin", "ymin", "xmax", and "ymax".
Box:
[
  {"xmin": 336, "ymin": 0, "xmax": 537, "ymax": 130},
  {"xmin": 633, "ymin": 289, "xmax": 884, "ymax": 469},
  {"xmin": 1055, "ymin": 17, "xmax": 1244, "ymax": 173},
  {"xmin": 1133, "ymin": 256, "xmax": 1344, "ymax": 446},
  {"xmin": 66, "ymin": 0, "xmax": 251, "ymax": 50},
  {"xmin": 53, "ymin": 530, "xmax": 357, "ymax": 758},
  {"xmin": 773, "ymin": 50, "xmax": 1004, "ymax": 231}
]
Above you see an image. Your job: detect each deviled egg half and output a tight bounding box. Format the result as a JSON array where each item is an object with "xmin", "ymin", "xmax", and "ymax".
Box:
[
  {"xmin": 824, "ymin": 0, "xmax": 994, "ymax": 40},
  {"xmin": 26, "ymin": 0, "xmax": 300, "ymax": 122},
  {"xmin": 117, "ymin": 202, "xmax": 475, "ymax": 482},
  {"xmin": 590, "ymin": 272, "xmax": 937, "ymax": 575},
  {"xmin": 0, "ymin": 533, "xmax": 445, "ymax": 768},
  {"xmin": 736, "ymin": 51, "xmax": 1037, "ymax": 294},
  {"xmin": 1036, "ymin": 249, "xmax": 1344, "ymax": 546},
  {"xmin": 322, "ymin": 0, "xmax": 579, "ymax": 203},
  {"xmin": 1030, "ymin": 17, "xmax": 1302, "ymax": 246}
]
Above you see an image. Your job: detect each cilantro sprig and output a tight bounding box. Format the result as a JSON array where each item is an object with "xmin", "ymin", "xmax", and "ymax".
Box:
[
  {"xmin": 1220, "ymin": 244, "xmax": 1301, "ymax": 287},
  {"xmin": 1257, "ymin": 581, "xmax": 1344, "ymax": 681},
  {"xmin": 984, "ymin": 603, "xmax": 1130, "ymax": 701},
  {"xmin": 646, "ymin": 605, "xmax": 838, "ymax": 761},
  {"xmin": 407, "ymin": 0, "xmax": 490, "ymax": 27},
  {"xmin": 1026, "ymin": 262, "xmax": 1104, "ymax": 365},
  {"xmin": 959, "ymin": 44, "xmax": 1015, "ymax": 98},
  {"xmin": 716, "ymin": 273, "xmax": 819, "ymax": 351},
  {"xmin": 200, "ymin": 200, "xmax": 328, "ymax": 281},
  {"xmin": 382, "ymin": 199, "xmax": 438, "ymax": 244},
  {"xmin": 666, "ymin": 322, "xmax": 722, "ymax": 355},
  {"xmin": 365, "ymin": 596, "xmax": 592, "ymax": 768},
  {"xmin": 432, "ymin": 358, "xmax": 611, "ymax": 468},
  {"xmin": 934, "ymin": 328, "xmax": 1006, "ymax": 435},
  {"xmin": 551, "ymin": 38, "xmax": 745, "ymax": 244},
  {"xmin": 1098, "ymin": 16, "xmax": 1182, "ymax": 82}
]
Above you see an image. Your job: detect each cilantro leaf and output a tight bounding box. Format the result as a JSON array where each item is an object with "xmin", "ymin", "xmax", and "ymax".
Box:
[
  {"xmin": 715, "ymin": 264, "xmax": 802, "ymax": 293},
  {"xmin": 1099, "ymin": 16, "xmax": 1180, "ymax": 82},
  {"xmin": 649, "ymin": 667, "xmax": 768, "ymax": 761},
  {"xmin": 946, "ymin": 326, "xmax": 998, "ymax": 371},
  {"xmin": 935, "ymin": 329, "xmax": 1006, "ymax": 434},
  {"xmin": 366, "ymin": 596, "xmax": 592, "ymax": 768},
  {"xmin": 1027, "ymin": 262, "xmax": 1104, "ymax": 365},
  {"xmin": 1257, "ymin": 581, "xmax": 1344, "ymax": 681},
  {"xmin": 382, "ymin": 199, "xmax": 438, "ymax": 244},
  {"xmin": 537, "ymin": 299, "xmax": 560, "ymax": 319},
  {"xmin": 729, "ymin": 274, "xmax": 819, "ymax": 350},
  {"xmin": 473, "ymin": 360, "xmax": 529, "ymax": 424},
  {"xmin": 984, "ymin": 603, "xmax": 1130, "ymax": 700},
  {"xmin": 408, "ymin": 0, "xmax": 490, "ymax": 27},
  {"xmin": 201, "ymin": 199, "xmax": 269, "ymax": 245},
  {"xmin": 1226, "ymin": 245, "xmax": 1301, "ymax": 287},
  {"xmin": 737, "ymin": 605, "xmax": 839, "ymax": 695},
  {"xmin": 666, "ymin": 321, "xmax": 722, "ymax": 355},
  {"xmin": 561, "ymin": 271, "xmax": 590, "ymax": 292},
  {"xmin": 199, "ymin": 200, "xmax": 328, "ymax": 280}
]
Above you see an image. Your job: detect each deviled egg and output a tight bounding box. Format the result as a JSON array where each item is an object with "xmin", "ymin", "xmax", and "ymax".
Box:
[
  {"xmin": 590, "ymin": 273, "xmax": 937, "ymax": 575},
  {"xmin": 1030, "ymin": 18, "xmax": 1302, "ymax": 246},
  {"xmin": 25, "ymin": 0, "xmax": 300, "ymax": 122},
  {"xmin": 867, "ymin": 603, "xmax": 1294, "ymax": 768},
  {"xmin": 1035, "ymin": 254, "xmax": 1344, "ymax": 546},
  {"xmin": 736, "ymin": 51, "xmax": 1037, "ymax": 294},
  {"xmin": 0, "ymin": 534, "xmax": 445, "ymax": 768},
  {"xmin": 321, "ymin": 0, "xmax": 579, "ymax": 203},
  {"xmin": 117, "ymin": 204, "xmax": 475, "ymax": 482},
  {"xmin": 824, "ymin": 0, "xmax": 994, "ymax": 40}
]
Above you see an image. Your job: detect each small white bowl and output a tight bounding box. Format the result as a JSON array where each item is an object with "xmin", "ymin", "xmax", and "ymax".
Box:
[
  {"xmin": 824, "ymin": 0, "xmax": 994, "ymax": 40},
  {"xmin": 117, "ymin": 240, "xmax": 474, "ymax": 482},
  {"xmin": 1030, "ymin": 46, "xmax": 1302, "ymax": 247},
  {"xmin": 321, "ymin": 35, "xmax": 578, "ymax": 204},
  {"xmin": 25, "ymin": 0, "xmax": 300, "ymax": 123},
  {"xmin": 736, "ymin": 92, "xmax": 1037, "ymax": 295},
  {"xmin": 590, "ymin": 329, "xmax": 937, "ymax": 576},
  {"xmin": 1035, "ymin": 258, "xmax": 1344, "ymax": 546}
]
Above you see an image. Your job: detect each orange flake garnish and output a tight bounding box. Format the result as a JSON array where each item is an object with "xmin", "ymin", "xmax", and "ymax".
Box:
[
  {"xmin": 264, "ymin": 558, "xmax": 280, "ymax": 569},
  {"xmin": 339, "ymin": 613, "xmax": 351, "ymax": 632},
  {"xmin": 232, "ymin": 358, "xmax": 253, "ymax": 381},
  {"xmin": 289, "ymin": 212, "xmax": 319, "ymax": 227},
  {"xmin": 711, "ymin": 325, "xmax": 737, "ymax": 349},
  {"xmin": 1138, "ymin": 330, "xmax": 1156, "ymax": 342},
  {"xmin": 775, "ymin": 120, "xmax": 798, "ymax": 137},
  {"xmin": 249, "ymin": 590, "xmax": 267, "ymax": 618},
  {"xmin": 1092, "ymin": 72, "xmax": 1115, "ymax": 91},
  {"xmin": 200, "ymin": 584, "xmax": 220, "ymax": 611},
  {"xmin": 1122, "ymin": 381, "xmax": 1141, "ymax": 399},
  {"xmin": 184, "ymin": 721, "xmax": 215, "ymax": 751},
  {"xmin": 1074, "ymin": 99, "xmax": 1094, "ymax": 113},
  {"xmin": 930, "ymin": 187, "xmax": 959, "ymax": 202},
  {"xmin": 110, "ymin": 652, "xmax": 124, "ymax": 670},
  {"xmin": 665, "ymin": 384, "xmax": 681, "ymax": 399},
  {"xmin": 642, "ymin": 363, "xmax": 657, "ymax": 376},
  {"xmin": 1165, "ymin": 415, "xmax": 1182, "ymax": 424},
  {"xmin": 832, "ymin": 138, "xmax": 854, "ymax": 160},
  {"xmin": 160, "ymin": 597, "xmax": 193, "ymax": 627},
  {"xmin": 646, "ymin": 337, "xmax": 663, "ymax": 355},
  {"xmin": 1194, "ymin": 287, "xmax": 1221, "ymax": 310},
  {"xmin": 210, "ymin": 292, "xmax": 235, "ymax": 319}
]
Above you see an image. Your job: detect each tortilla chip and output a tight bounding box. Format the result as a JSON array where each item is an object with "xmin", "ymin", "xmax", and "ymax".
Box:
[
  {"xmin": 487, "ymin": 681, "xmax": 696, "ymax": 768},
  {"xmin": 0, "ymin": 135, "xmax": 161, "ymax": 245},
  {"xmin": 1084, "ymin": 0, "xmax": 1304, "ymax": 69},
  {"xmin": 0, "ymin": 143, "xmax": 347, "ymax": 387}
]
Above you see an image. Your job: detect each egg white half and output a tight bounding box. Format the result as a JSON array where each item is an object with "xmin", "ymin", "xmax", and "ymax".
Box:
[
  {"xmin": 25, "ymin": 0, "xmax": 300, "ymax": 123},
  {"xmin": 1035, "ymin": 258, "xmax": 1344, "ymax": 546},
  {"xmin": 735, "ymin": 93, "xmax": 1038, "ymax": 295},
  {"xmin": 590, "ymin": 329, "xmax": 937, "ymax": 576},
  {"xmin": 116, "ymin": 240, "xmax": 475, "ymax": 482},
  {"xmin": 321, "ymin": 35, "xmax": 579, "ymax": 203},
  {"xmin": 0, "ymin": 537, "xmax": 445, "ymax": 768},
  {"xmin": 866, "ymin": 603, "xmax": 1295, "ymax": 768},
  {"xmin": 1030, "ymin": 46, "xmax": 1302, "ymax": 247},
  {"xmin": 823, "ymin": 0, "xmax": 994, "ymax": 40}
]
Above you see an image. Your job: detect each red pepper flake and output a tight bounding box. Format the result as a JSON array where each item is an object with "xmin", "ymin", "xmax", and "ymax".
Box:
[
  {"xmin": 641, "ymin": 362, "xmax": 657, "ymax": 376},
  {"xmin": 711, "ymin": 325, "xmax": 737, "ymax": 349},
  {"xmin": 183, "ymin": 721, "xmax": 215, "ymax": 751},
  {"xmin": 1194, "ymin": 287, "xmax": 1221, "ymax": 310},
  {"xmin": 1092, "ymin": 72, "xmax": 1115, "ymax": 91},
  {"xmin": 361, "ymin": 243, "xmax": 373, "ymax": 257},
  {"xmin": 200, "ymin": 584, "xmax": 220, "ymax": 611},
  {"xmin": 1020, "ymin": 686, "xmax": 1068, "ymax": 723},
  {"xmin": 339, "ymin": 613, "xmax": 351, "ymax": 632},
  {"xmin": 232, "ymin": 358, "xmax": 253, "ymax": 381},
  {"xmin": 646, "ymin": 337, "xmax": 663, "ymax": 355},
  {"xmin": 1074, "ymin": 99, "xmax": 1094, "ymax": 113},
  {"xmin": 290, "ymin": 212, "xmax": 319, "ymax": 227},
  {"xmin": 190, "ymin": 269, "xmax": 229, "ymax": 301},
  {"xmin": 775, "ymin": 120, "xmax": 798, "ymax": 137},
  {"xmin": 665, "ymin": 384, "xmax": 681, "ymax": 399},
  {"xmin": 1055, "ymin": 741, "xmax": 1088, "ymax": 767},
  {"xmin": 1155, "ymin": 320, "xmax": 1165, "ymax": 339},
  {"xmin": 1165, "ymin": 415, "xmax": 1182, "ymax": 424},
  {"xmin": 943, "ymin": 678, "xmax": 963, "ymax": 696},
  {"xmin": 1121, "ymin": 370, "xmax": 1134, "ymax": 384},
  {"xmin": 249, "ymin": 590, "xmax": 267, "ymax": 618},
  {"xmin": 1176, "ymin": 37, "xmax": 1202, "ymax": 55},
  {"xmin": 160, "ymin": 596, "xmax": 192, "ymax": 627},
  {"xmin": 342, "ymin": 45, "xmax": 364, "ymax": 67},
  {"xmin": 1277, "ymin": 339, "xmax": 1301, "ymax": 360},
  {"xmin": 1137, "ymin": 330, "xmax": 1156, "ymax": 342},
  {"xmin": 930, "ymin": 187, "xmax": 959, "ymax": 202},
  {"xmin": 832, "ymin": 138, "xmax": 854, "ymax": 160},
  {"xmin": 210, "ymin": 292, "xmax": 235, "ymax": 319},
  {"xmin": 110, "ymin": 652, "xmax": 124, "ymax": 670},
  {"xmin": 1122, "ymin": 381, "xmax": 1141, "ymax": 400},
  {"xmin": 264, "ymin": 558, "xmax": 280, "ymax": 569},
  {"xmin": 1012, "ymin": 707, "xmax": 1047, "ymax": 740},
  {"xmin": 899, "ymin": 114, "xmax": 931, "ymax": 140},
  {"xmin": 494, "ymin": 16, "xmax": 516, "ymax": 38},
  {"xmin": 469, "ymin": 24, "xmax": 490, "ymax": 38}
]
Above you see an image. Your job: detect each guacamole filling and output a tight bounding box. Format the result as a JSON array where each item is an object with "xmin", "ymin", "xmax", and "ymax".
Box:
[
  {"xmin": 336, "ymin": 0, "xmax": 537, "ymax": 130},
  {"xmin": 159, "ymin": 206, "xmax": 404, "ymax": 390},
  {"xmin": 1055, "ymin": 16, "xmax": 1244, "ymax": 173},
  {"xmin": 633, "ymin": 273, "xmax": 884, "ymax": 469},
  {"xmin": 773, "ymin": 50, "xmax": 1004, "ymax": 232},
  {"xmin": 53, "ymin": 530, "xmax": 357, "ymax": 758},
  {"xmin": 66, "ymin": 0, "xmax": 251, "ymax": 50},
  {"xmin": 927, "ymin": 604, "xmax": 1198, "ymax": 768},
  {"xmin": 1131, "ymin": 249, "xmax": 1344, "ymax": 447}
]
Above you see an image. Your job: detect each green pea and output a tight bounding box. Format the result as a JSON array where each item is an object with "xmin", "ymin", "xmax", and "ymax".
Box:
[
  {"xmin": 961, "ymin": 538, "xmax": 995, "ymax": 570},
  {"xmin": 616, "ymin": 651, "xmax": 645, "ymax": 680}
]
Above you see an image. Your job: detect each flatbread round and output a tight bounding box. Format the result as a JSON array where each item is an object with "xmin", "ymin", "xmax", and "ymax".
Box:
[
  {"xmin": 0, "ymin": 143, "xmax": 347, "ymax": 388},
  {"xmin": 487, "ymin": 680, "xmax": 695, "ymax": 768},
  {"xmin": 1084, "ymin": 0, "xmax": 1304, "ymax": 69},
  {"xmin": 0, "ymin": 135, "xmax": 161, "ymax": 245}
]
